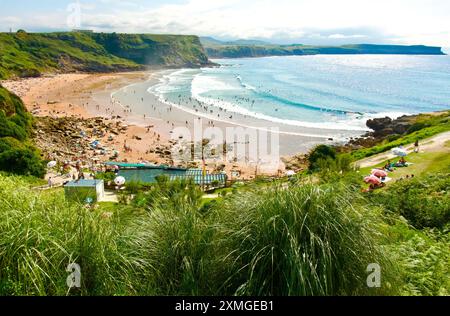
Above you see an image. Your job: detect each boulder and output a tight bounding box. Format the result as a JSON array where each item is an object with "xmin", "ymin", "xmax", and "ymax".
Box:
[
  {"xmin": 393, "ymin": 122, "xmax": 412, "ymax": 134},
  {"xmin": 366, "ymin": 117, "xmax": 393, "ymax": 131},
  {"xmin": 373, "ymin": 128, "xmax": 394, "ymax": 138}
]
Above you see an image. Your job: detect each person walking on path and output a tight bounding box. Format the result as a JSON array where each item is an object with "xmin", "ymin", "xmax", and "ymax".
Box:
[{"xmin": 414, "ymin": 140, "xmax": 420, "ymax": 153}]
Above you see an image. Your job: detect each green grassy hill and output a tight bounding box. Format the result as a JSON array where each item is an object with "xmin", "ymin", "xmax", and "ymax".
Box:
[{"xmin": 0, "ymin": 31, "xmax": 212, "ymax": 80}]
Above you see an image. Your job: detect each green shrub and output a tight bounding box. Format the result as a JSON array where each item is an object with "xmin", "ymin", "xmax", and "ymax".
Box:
[
  {"xmin": 0, "ymin": 147, "xmax": 45, "ymax": 178},
  {"xmin": 94, "ymin": 172, "xmax": 116, "ymax": 183},
  {"xmin": 126, "ymin": 180, "xmax": 144, "ymax": 194},
  {"xmin": 308, "ymin": 145, "xmax": 337, "ymax": 171},
  {"xmin": 0, "ymin": 86, "xmax": 33, "ymax": 138},
  {"xmin": 315, "ymin": 153, "xmax": 353, "ymax": 174},
  {"xmin": 144, "ymin": 177, "xmax": 204, "ymax": 210},
  {"xmin": 407, "ymin": 122, "xmax": 429, "ymax": 134},
  {"xmin": 0, "ymin": 86, "xmax": 43, "ymax": 178},
  {"xmin": 0, "ymin": 136, "xmax": 24, "ymax": 152},
  {"xmin": 385, "ymin": 222, "xmax": 449, "ymax": 296}
]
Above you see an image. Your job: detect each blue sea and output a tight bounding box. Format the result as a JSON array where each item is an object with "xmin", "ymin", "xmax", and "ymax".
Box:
[{"xmin": 149, "ymin": 55, "xmax": 450, "ymax": 132}]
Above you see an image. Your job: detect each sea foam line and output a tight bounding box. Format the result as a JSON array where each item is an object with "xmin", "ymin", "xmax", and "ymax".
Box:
[{"xmin": 189, "ymin": 73, "xmax": 369, "ymax": 131}]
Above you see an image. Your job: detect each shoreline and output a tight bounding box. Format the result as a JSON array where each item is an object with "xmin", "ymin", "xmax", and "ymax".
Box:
[
  {"xmin": 1, "ymin": 71, "xmax": 287, "ymax": 178},
  {"xmin": 3, "ymin": 69, "xmax": 446, "ymax": 179},
  {"xmin": 103, "ymin": 69, "xmax": 366, "ymax": 154}
]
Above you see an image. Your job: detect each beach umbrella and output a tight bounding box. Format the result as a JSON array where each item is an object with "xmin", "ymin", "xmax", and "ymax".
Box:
[
  {"xmin": 372, "ymin": 169, "xmax": 388, "ymax": 178},
  {"xmin": 392, "ymin": 147, "xmax": 408, "ymax": 157},
  {"xmin": 47, "ymin": 161, "xmax": 57, "ymax": 168},
  {"xmin": 114, "ymin": 176, "xmax": 126, "ymax": 186},
  {"xmin": 364, "ymin": 175, "xmax": 382, "ymax": 185},
  {"xmin": 285, "ymin": 170, "xmax": 296, "ymax": 177}
]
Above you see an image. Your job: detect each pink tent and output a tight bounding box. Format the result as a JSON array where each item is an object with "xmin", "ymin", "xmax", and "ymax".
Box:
[
  {"xmin": 372, "ymin": 169, "xmax": 388, "ymax": 178},
  {"xmin": 364, "ymin": 175, "xmax": 382, "ymax": 185}
]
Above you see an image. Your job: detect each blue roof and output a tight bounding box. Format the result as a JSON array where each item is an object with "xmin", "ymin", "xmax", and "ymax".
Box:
[
  {"xmin": 169, "ymin": 174, "xmax": 227, "ymax": 185},
  {"xmin": 64, "ymin": 180, "xmax": 104, "ymax": 188}
]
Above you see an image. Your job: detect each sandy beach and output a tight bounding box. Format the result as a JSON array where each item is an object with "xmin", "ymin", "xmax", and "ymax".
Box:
[
  {"xmin": 1, "ymin": 71, "xmax": 289, "ymax": 178},
  {"xmin": 1, "ymin": 69, "xmax": 368, "ymax": 179},
  {"xmin": 2, "ymin": 72, "xmax": 172, "ymax": 163}
]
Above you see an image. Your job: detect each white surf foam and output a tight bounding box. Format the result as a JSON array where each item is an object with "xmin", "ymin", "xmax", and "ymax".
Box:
[{"xmin": 146, "ymin": 69, "xmax": 411, "ymax": 137}]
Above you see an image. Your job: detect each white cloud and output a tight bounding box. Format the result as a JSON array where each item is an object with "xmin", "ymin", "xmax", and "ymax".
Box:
[
  {"xmin": 328, "ymin": 34, "xmax": 367, "ymax": 39},
  {"xmin": 3, "ymin": 0, "xmax": 450, "ymax": 47}
]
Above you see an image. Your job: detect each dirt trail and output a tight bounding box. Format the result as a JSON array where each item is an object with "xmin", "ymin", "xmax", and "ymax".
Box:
[{"xmin": 356, "ymin": 131, "xmax": 450, "ymax": 168}]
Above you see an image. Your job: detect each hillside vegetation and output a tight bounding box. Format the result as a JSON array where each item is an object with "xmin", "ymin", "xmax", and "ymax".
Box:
[
  {"xmin": 0, "ymin": 85, "xmax": 44, "ymax": 176},
  {"xmin": 0, "ymin": 162, "xmax": 448, "ymax": 295},
  {"xmin": 0, "ymin": 31, "xmax": 212, "ymax": 80}
]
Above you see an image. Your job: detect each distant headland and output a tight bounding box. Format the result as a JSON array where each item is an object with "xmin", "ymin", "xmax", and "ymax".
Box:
[{"xmin": 200, "ymin": 37, "xmax": 446, "ymax": 59}]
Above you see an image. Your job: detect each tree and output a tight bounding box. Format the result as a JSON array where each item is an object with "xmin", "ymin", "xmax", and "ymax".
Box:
[
  {"xmin": 308, "ymin": 145, "xmax": 337, "ymax": 171},
  {"xmin": 0, "ymin": 148, "xmax": 45, "ymax": 178}
]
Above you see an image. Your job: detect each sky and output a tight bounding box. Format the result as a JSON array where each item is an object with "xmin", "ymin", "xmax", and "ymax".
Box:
[{"xmin": 0, "ymin": 0, "xmax": 449, "ymax": 49}]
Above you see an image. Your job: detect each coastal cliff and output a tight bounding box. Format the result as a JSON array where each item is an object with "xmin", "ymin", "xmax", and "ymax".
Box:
[
  {"xmin": 0, "ymin": 31, "xmax": 213, "ymax": 80},
  {"xmin": 201, "ymin": 38, "xmax": 446, "ymax": 58}
]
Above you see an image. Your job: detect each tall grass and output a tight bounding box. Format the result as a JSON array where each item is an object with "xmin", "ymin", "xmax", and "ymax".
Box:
[
  {"xmin": 126, "ymin": 178, "xmax": 223, "ymax": 295},
  {"xmin": 126, "ymin": 198, "xmax": 222, "ymax": 295},
  {"xmin": 385, "ymin": 221, "xmax": 450, "ymax": 296},
  {"xmin": 215, "ymin": 183, "xmax": 399, "ymax": 296},
  {"xmin": 0, "ymin": 174, "xmax": 402, "ymax": 296},
  {"xmin": 0, "ymin": 175, "xmax": 145, "ymax": 295}
]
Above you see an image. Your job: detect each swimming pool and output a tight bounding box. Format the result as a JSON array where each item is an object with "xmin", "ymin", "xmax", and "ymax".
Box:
[{"xmin": 118, "ymin": 168, "xmax": 189, "ymax": 184}]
